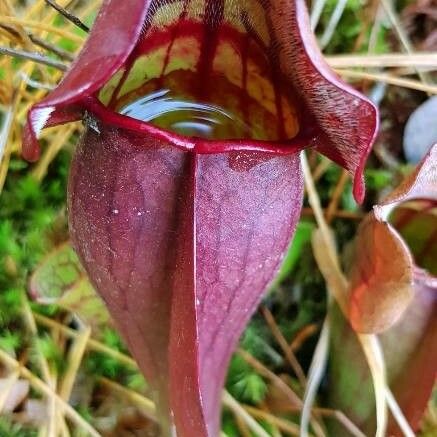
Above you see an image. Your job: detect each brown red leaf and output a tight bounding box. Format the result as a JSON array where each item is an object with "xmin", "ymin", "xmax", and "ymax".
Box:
[
  {"xmin": 349, "ymin": 144, "xmax": 437, "ymax": 333},
  {"xmin": 29, "ymin": 242, "xmax": 110, "ymax": 332},
  {"xmin": 328, "ymin": 281, "xmax": 437, "ymax": 436},
  {"xmin": 348, "ymin": 214, "xmax": 415, "ymax": 333},
  {"xmin": 343, "ymin": 145, "xmax": 437, "ymax": 434}
]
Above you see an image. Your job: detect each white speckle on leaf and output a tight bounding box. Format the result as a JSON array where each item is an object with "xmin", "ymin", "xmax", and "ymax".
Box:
[{"xmin": 32, "ymin": 106, "xmax": 54, "ymax": 138}]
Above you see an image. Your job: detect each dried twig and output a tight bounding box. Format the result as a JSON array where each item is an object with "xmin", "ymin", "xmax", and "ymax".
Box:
[
  {"xmin": 45, "ymin": 0, "xmax": 90, "ymax": 33},
  {"xmin": 325, "ymin": 170, "xmax": 349, "ymax": 224},
  {"xmin": 310, "ymin": 0, "xmax": 327, "ymax": 31},
  {"xmin": 302, "ymin": 208, "xmax": 364, "ymax": 221},
  {"xmin": 319, "ymin": 0, "xmax": 348, "ymax": 49},
  {"xmin": 326, "ymin": 52, "xmax": 437, "ymax": 69},
  {"xmin": 314, "ymin": 408, "xmax": 367, "ymax": 437},
  {"xmin": 238, "ymin": 348, "xmax": 302, "ymax": 408},
  {"xmin": 336, "ymin": 69, "xmax": 437, "ymax": 94},
  {"xmin": 58, "ymin": 326, "xmax": 91, "ymax": 401},
  {"xmin": 29, "ymin": 33, "xmax": 75, "ymax": 61},
  {"xmin": 243, "ymin": 406, "xmax": 300, "ymax": 436},
  {"xmin": 380, "ymin": 0, "xmax": 431, "ymax": 86},
  {"xmin": 0, "ymin": 46, "xmax": 68, "ymax": 71},
  {"xmin": 260, "ymin": 306, "xmax": 307, "ymax": 386},
  {"xmin": 223, "ymin": 391, "xmax": 271, "ymax": 437},
  {"xmin": 99, "ymin": 377, "xmax": 156, "ymax": 421},
  {"xmin": 290, "ymin": 324, "xmax": 319, "ymax": 352},
  {"xmin": 300, "ymin": 316, "xmax": 331, "ymax": 437},
  {"xmin": 237, "ymin": 351, "xmax": 326, "ymax": 437},
  {"xmin": 0, "ymin": 349, "xmax": 100, "ymax": 437},
  {"xmin": 0, "ymin": 16, "xmax": 84, "ymax": 42},
  {"xmin": 34, "ymin": 313, "xmax": 137, "ymax": 368},
  {"xmin": 0, "ymin": 90, "xmax": 17, "ymax": 192}
]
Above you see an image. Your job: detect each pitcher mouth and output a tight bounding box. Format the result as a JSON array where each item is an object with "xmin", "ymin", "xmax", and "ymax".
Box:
[
  {"xmin": 81, "ymin": 96, "xmax": 315, "ymax": 157},
  {"xmin": 22, "ymin": 0, "xmax": 378, "ymax": 203},
  {"xmin": 93, "ymin": 17, "xmax": 315, "ymax": 153}
]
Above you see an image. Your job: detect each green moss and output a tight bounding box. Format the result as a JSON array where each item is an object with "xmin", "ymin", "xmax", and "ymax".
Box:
[
  {"xmin": 34, "ymin": 333, "xmax": 65, "ymax": 373},
  {"xmin": 0, "ymin": 418, "xmax": 37, "ymax": 437},
  {"xmin": 85, "ymin": 328, "xmax": 132, "ymax": 379},
  {"xmin": 0, "ymin": 330, "xmax": 22, "ymax": 353}
]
